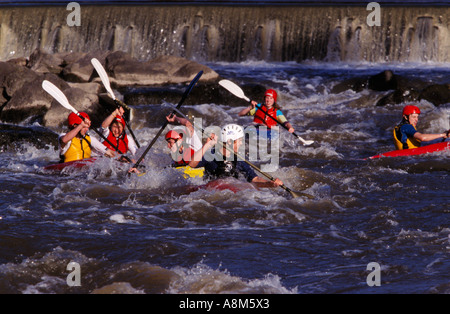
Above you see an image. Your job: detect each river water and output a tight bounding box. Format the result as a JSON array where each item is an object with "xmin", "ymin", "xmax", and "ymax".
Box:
[{"xmin": 0, "ymin": 59, "xmax": 448, "ymax": 294}]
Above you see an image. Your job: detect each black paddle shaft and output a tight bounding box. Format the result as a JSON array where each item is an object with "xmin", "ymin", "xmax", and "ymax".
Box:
[
  {"xmin": 131, "ymin": 71, "xmax": 203, "ymax": 169},
  {"xmin": 113, "ymin": 99, "xmax": 141, "ymax": 148}
]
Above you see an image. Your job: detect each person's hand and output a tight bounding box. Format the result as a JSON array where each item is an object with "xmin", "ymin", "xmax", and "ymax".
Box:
[
  {"xmin": 206, "ymin": 133, "xmax": 218, "ymax": 148},
  {"xmin": 166, "ymin": 114, "xmax": 177, "ymax": 123},
  {"xmin": 288, "ymin": 127, "xmax": 295, "ymax": 133},
  {"xmin": 80, "ymin": 118, "xmax": 91, "ymax": 129},
  {"xmin": 128, "ymin": 167, "xmax": 141, "ymax": 174},
  {"xmin": 114, "ymin": 107, "xmax": 125, "ymax": 117},
  {"xmin": 105, "ymin": 149, "xmax": 116, "ymax": 158},
  {"xmin": 272, "ymin": 178, "xmax": 283, "ymax": 187},
  {"xmin": 250, "ymin": 100, "xmax": 257, "ymax": 109}
]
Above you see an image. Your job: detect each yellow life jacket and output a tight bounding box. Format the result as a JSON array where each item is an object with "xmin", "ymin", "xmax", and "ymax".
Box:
[
  {"xmin": 175, "ymin": 166, "xmax": 204, "ymax": 179},
  {"xmin": 63, "ymin": 135, "xmax": 92, "ymax": 162},
  {"xmin": 393, "ymin": 124, "xmax": 421, "ymax": 150}
]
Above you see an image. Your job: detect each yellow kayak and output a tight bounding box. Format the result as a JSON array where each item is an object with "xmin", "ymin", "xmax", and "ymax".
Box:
[{"xmin": 175, "ymin": 166, "xmax": 204, "ymax": 179}]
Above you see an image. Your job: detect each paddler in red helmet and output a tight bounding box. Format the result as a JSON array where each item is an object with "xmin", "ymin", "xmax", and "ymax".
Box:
[
  {"xmin": 393, "ymin": 105, "xmax": 449, "ymax": 150},
  {"xmin": 59, "ymin": 112, "xmax": 115, "ymax": 163},
  {"xmin": 165, "ymin": 129, "xmax": 196, "ymax": 167},
  {"xmin": 100, "ymin": 107, "xmax": 138, "ymax": 158},
  {"xmin": 238, "ymin": 89, "xmax": 295, "ymax": 135}
]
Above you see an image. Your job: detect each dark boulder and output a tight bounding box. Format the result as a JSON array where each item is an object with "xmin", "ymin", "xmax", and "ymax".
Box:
[
  {"xmin": 419, "ymin": 84, "xmax": 450, "ymax": 106},
  {"xmin": 368, "ymin": 70, "xmax": 398, "ymax": 91}
]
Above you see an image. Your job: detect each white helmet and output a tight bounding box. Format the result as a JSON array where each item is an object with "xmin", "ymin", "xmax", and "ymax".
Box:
[{"xmin": 221, "ymin": 124, "xmax": 244, "ymax": 142}]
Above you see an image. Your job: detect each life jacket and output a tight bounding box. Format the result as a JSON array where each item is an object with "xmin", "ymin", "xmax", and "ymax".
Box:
[
  {"xmin": 172, "ymin": 147, "xmax": 195, "ymax": 167},
  {"xmin": 103, "ymin": 131, "xmax": 129, "ymax": 154},
  {"xmin": 253, "ymin": 104, "xmax": 278, "ymax": 128},
  {"xmin": 393, "ymin": 122, "xmax": 421, "ymax": 150},
  {"xmin": 62, "ymin": 135, "xmax": 92, "ymax": 163}
]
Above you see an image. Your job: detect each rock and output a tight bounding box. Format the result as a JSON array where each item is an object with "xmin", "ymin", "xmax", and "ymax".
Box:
[
  {"xmin": 68, "ymin": 82, "xmax": 103, "ymax": 95},
  {"xmin": 0, "ymin": 61, "xmax": 39, "ymax": 97},
  {"xmin": 0, "ymin": 123, "xmax": 59, "ymax": 150},
  {"xmin": 43, "ymin": 87, "xmax": 102, "ymax": 128},
  {"xmin": 0, "ymin": 50, "xmax": 220, "ymax": 129},
  {"xmin": 27, "ymin": 49, "xmax": 66, "ymax": 74},
  {"xmin": 376, "ymin": 88, "xmax": 420, "ymax": 107},
  {"xmin": 331, "ymin": 78, "xmax": 367, "ymax": 93},
  {"xmin": 1, "ymin": 73, "xmax": 68, "ymax": 123},
  {"xmin": 419, "ymin": 84, "xmax": 450, "ymax": 106},
  {"xmin": 368, "ymin": 70, "xmax": 398, "ymax": 91},
  {"xmin": 104, "ymin": 52, "xmax": 219, "ymax": 87},
  {"xmin": 61, "ymin": 51, "xmax": 109, "ymax": 83}
]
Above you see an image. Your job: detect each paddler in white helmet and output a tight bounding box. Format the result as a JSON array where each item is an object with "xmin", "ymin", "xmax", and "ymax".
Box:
[{"xmin": 188, "ymin": 123, "xmax": 283, "ymax": 187}]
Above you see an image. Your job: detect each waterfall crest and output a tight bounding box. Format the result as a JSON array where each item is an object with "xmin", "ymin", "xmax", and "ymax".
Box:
[{"xmin": 0, "ymin": 5, "xmax": 448, "ymax": 63}]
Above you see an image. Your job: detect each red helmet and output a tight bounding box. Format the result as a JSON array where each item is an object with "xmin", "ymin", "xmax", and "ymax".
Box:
[
  {"xmin": 165, "ymin": 130, "xmax": 182, "ymax": 141},
  {"xmin": 113, "ymin": 116, "xmax": 126, "ymax": 128},
  {"xmin": 68, "ymin": 112, "xmax": 90, "ymax": 127},
  {"xmin": 265, "ymin": 89, "xmax": 278, "ymax": 102},
  {"xmin": 402, "ymin": 105, "xmax": 421, "ymax": 116}
]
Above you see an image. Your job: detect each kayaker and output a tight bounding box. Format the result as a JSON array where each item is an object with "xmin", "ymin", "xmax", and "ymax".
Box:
[
  {"xmin": 165, "ymin": 129, "xmax": 196, "ymax": 167},
  {"xmin": 393, "ymin": 105, "xmax": 450, "ymax": 150},
  {"xmin": 59, "ymin": 112, "xmax": 115, "ymax": 163},
  {"xmin": 100, "ymin": 107, "xmax": 138, "ymax": 158},
  {"xmin": 189, "ymin": 124, "xmax": 284, "ymax": 187},
  {"xmin": 238, "ymin": 89, "xmax": 295, "ymax": 135},
  {"xmin": 166, "ymin": 113, "xmax": 202, "ymax": 152}
]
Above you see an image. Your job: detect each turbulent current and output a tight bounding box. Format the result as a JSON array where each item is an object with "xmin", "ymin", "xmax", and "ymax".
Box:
[{"xmin": 0, "ymin": 60, "xmax": 449, "ymax": 294}]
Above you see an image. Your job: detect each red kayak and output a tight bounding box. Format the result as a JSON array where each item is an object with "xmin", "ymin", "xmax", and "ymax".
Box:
[
  {"xmin": 366, "ymin": 141, "xmax": 449, "ymax": 160},
  {"xmin": 188, "ymin": 177, "xmax": 258, "ymax": 193},
  {"xmin": 44, "ymin": 158, "xmax": 97, "ymax": 171}
]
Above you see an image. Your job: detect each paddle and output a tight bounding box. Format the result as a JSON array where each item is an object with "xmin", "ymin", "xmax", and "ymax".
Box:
[
  {"xmin": 42, "ymin": 80, "xmax": 127, "ymax": 156},
  {"xmin": 171, "ymin": 107, "xmax": 314, "ymax": 199},
  {"xmin": 91, "ymin": 58, "xmax": 141, "ymax": 148},
  {"xmin": 130, "ymin": 70, "xmax": 203, "ymax": 170},
  {"xmin": 219, "ymin": 79, "xmax": 314, "ymax": 146}
]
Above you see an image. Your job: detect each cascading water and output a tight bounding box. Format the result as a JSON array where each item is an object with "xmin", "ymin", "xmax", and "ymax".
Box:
[{"xmin": 0, "ymin": 5, "xmax": 448, "ymax": 63}]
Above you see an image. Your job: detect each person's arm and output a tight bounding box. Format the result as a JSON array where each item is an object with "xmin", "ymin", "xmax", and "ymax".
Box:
[
  {"xmin": 238, "ymin": 101, "xmax": 257, "ymax": 116},
  {"xmin": 189, "ymin": 134, "xmax": 217, "ymax": 168},
  {"xmin": 238, "ymin": 161, "xmax": 283, "ymax": 187},
  {"xmin": 90, "ymin": 136, "xmax": 116, "ymax": 158},
  {"xmin": 102, "ymin": 108, "xmax": 125, "ymax": 129},
  {"xmin": 59, "ymin": 120, "xmax": 90, "ymax": 148},
  {"xmin": 413, "ymin": 130, "xmax": 449, "ymax": 142},
  {"xmin": 277, "ymin": 111, "xmax": 295, "ymax": 133},
  {"xmin": 166, "ymin": 114, "xmax": 194, "ymax": 136},
  {"xmin": 251, "ymin": 176, "xmax": 284, "ymax": 187}
]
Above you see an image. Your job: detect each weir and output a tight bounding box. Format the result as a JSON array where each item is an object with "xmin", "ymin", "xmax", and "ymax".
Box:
[{"xmin": 0, "ymin": 5, "xmax": 448, "ymax": 63}]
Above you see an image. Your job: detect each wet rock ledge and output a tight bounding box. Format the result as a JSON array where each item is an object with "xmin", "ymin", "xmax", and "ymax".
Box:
[{"xmin": 0, "ymin": 49, "xmax": 220, "ymax": 128}]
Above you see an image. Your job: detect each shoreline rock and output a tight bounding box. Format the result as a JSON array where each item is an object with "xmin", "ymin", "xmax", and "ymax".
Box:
[{"xmin": 0, "ymin": 49, "xmax": 219, "ymax": 128}]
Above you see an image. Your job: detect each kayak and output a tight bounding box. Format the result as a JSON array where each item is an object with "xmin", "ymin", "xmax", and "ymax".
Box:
[
  {"xmin": 44, "ymin": 158, "xmax": 97, "ymax": 171},
  {"xmin": 191, "ymin": 177, "xmax": 258, "ymax": 193},
  {"xmin": 366, "ymin": 141, "xmax": 450, "ymax": 160},
  {"xmin": 174, "ymin": 166, "xmax": 204, "ymax": 179}
]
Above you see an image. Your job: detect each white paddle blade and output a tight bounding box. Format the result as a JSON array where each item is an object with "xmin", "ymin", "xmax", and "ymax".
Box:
[
  {"xmin": 42, "ymin": 80, "xmax": 78, "ymax": 114},
  {"xmin": 298, "ymin": 136, "xmax": 314, "ymax": 146},
  {"xmin": 91, "ymin": 58, "xmax": 116, "ymax": 100},
  {"xmin": 219, "ymin": 79, "xmax": 250, "ymax": 102}
]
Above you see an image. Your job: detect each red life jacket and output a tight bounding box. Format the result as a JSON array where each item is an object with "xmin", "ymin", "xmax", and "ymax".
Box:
[
  {"xmin": 253, "ymin": 104, "xmax": 278, "ymax": 128},
  {"xmin": 173, "ymin": 147, "xmax": 195, "ymax": 167},
  {"xmin": 103, "ymin": 131, "xmax": 129, "ymax": 154}
]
